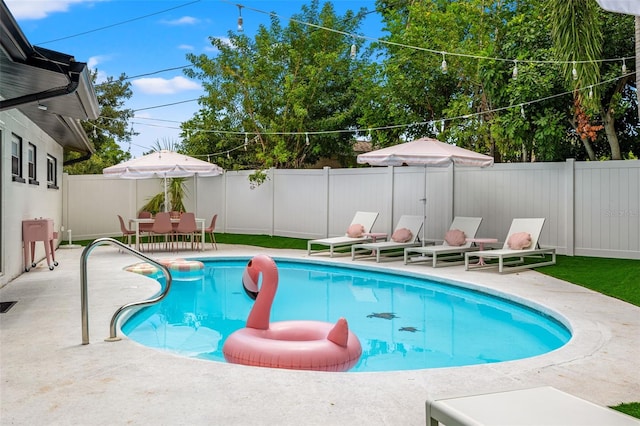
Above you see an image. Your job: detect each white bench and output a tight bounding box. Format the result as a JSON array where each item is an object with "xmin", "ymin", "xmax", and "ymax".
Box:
[{"xmin": 426, "ymin": 386, "xmax": 640, "ymax": 426}]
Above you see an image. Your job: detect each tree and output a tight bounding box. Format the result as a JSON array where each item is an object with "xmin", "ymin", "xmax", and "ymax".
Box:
[
  {"xmin": 373, "ymin": 0, "xmax": 636, "ymax": 162},
  {"xmin": 64, "ymin": 72, "xmax": 136, "ymax": 174},
  {"xmin": 181, "ymin": 0, "xmax": 369, "ymax": 173},
  {"xmin": 372, "ymin": 0, "xmax": 570, "ymax": 161}
]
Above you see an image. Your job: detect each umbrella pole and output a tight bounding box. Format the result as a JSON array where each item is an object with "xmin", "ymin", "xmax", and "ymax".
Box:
[
  {"xmin": 421, "ymin": 166, "xmax": 427, "ymax": 246},
  {"xmin": 164, "ymin": 176, "xmax": 169, "ymax": 212}
]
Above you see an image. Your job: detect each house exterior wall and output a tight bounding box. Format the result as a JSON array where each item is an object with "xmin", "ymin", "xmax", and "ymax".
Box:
[
  {"xmin": 1, "ymin": 108, "xmax": 64, "ymax": 287},
  {"xmin": 64, "ymin": 159, "xmax": 640, "ymax": 261}
]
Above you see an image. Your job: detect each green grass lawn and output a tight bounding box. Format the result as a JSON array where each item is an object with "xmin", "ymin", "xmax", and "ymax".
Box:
[
  {"xmin": 86, "ymin": 233, "xmax": 640, "ymax": 417},
  {"xmin": 537, "ymin": 255, "xmax": 640, "ymax": 306}
]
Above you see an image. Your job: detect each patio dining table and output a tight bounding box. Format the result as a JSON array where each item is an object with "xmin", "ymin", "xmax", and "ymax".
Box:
[{"xmin": 129, "ymin": 217, "xmax": 206, "ymax": 251}]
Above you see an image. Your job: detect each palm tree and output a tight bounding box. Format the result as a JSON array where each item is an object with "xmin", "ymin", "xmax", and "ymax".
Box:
[{"xmin": 547, "ymin": 0, "xmax": 637, "ymax": 161}]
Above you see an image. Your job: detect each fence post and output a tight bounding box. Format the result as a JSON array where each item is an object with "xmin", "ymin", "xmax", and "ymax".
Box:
[
  {"xmin": 566, "ymin": 159, "xmax": 575, "ymax": 256},
  {"xmin": 324, "ymin": 166, "xmax": 331, "ymax": 238}
]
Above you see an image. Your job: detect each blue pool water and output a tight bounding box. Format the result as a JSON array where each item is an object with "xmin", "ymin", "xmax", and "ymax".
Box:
[{"xmin": 121, "ymin": 258, "xmax": 571, "ymax": 372}]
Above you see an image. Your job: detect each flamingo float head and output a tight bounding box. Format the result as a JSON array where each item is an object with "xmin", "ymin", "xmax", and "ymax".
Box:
[{"xmin": 244, "ymin": 255, "xmax": 279, "ymax": 330}]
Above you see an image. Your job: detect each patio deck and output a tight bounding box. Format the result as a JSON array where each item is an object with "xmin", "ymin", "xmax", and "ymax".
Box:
[{"xmin": 1, "ymin": 244, "xmax": 639, "ymax": 425}]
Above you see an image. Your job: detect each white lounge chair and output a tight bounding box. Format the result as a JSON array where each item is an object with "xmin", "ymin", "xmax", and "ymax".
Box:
[
  {"xmin": 307, "ymin": 211, "xmax": 379, "ymax": 257},
  {"xmin": 404, "ymin": 217, "xmax": 483, "ymax": 267},
  {"xmin": 465, "ymin": 217, "xmax": 556, "ymax": 273},
  {"xmin": 351, "ymin": 215, "xmax": 423, "ymax": 262},
  {"xmin": 426, "ymin": 386, "xmax": 640, "ymax": 426}
]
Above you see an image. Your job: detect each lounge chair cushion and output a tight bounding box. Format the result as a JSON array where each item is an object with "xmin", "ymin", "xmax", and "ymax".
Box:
[
  {"xmin": 391, "ymin": 228, "xmax": 413, "ymax": 243},
  {"xmin": 347, "ymin": 223, "xmax": 365, "ymax": 238},
  {"xmin": 444, "ymin": 229, "xmax": 466, "ymax": 246},
  {"xmin": 507, "ymin": 232, "xmax": 532, "ymax": 250}
]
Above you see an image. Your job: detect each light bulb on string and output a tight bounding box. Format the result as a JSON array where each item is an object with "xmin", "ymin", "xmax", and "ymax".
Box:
[
  {"xmin": 350, "ymin": 42, "xmax": 357, "ymax": 59},
  {"xmin": 622, "ymin": 59, "xmax": 627, "ymax": 75},
  {"xmin": 244, "ymin": 133, "xmax": 248, "ymax": 151},
  {"xmin": 237, "ymin": 5, "xmax": 243, "ymax": 32},
  {"xmin": 227, "ymin": 151, "xmax": 230, "ymax": 159},
  {"xmin": 305, "ymin": 132, "xmax": 310, "ymax": 146},
  {"xmin": 520, "ymin": 104, "xmax": 526, "ymax": 119},
  {"xmin": 440, "ymin": 120, "xmax": 445, "ymax": 132},
  {"xmin": 440, "ymin": 52, "xmax": 448, "ymax": 74},
  {"xmin": 512, "ymin": 60, "xmax": 518, "ymax": 79},
  {"xmin": 207, "ymin": 155, "xmax": 211, "ymax": 162},
  {"xmin": 588, "ymin": 86, "xmax": 593, "ymax": 99},
  {"xmin": 572, "ymin": 61, "xmax": 578, "ymax": 80}
]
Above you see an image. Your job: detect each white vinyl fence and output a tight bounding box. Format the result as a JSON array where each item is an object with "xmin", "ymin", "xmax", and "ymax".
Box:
[{"xmin": 63, "ymin": 159, "xmax": 640, "ymax": 260}]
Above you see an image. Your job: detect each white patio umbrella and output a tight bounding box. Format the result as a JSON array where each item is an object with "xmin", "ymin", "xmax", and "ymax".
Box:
[
  {"xmin": 357, "ymin": 137, "xmax": 494, "ymax": 245},
  {"xmin": 103, "ymin": 150, "xmax": 224, "ymax": 212}
]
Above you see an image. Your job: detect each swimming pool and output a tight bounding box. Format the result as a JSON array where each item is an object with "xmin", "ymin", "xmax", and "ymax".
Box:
[{"xmin": 121, "ymin": 257, "xmax": 571, "ymax": 372}]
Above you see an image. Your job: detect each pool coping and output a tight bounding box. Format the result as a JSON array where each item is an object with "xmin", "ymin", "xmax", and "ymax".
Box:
[{"xmin": 1, "ymin": 244, "xmax": 639, "ymax": 425}]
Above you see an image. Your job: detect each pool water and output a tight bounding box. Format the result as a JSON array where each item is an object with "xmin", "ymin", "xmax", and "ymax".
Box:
[{"xmin": 121, "ymin": 258, "xmax": 571, "ymax": 372}]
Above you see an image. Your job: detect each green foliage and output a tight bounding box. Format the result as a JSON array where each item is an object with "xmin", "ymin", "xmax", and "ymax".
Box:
[
  {"xmin": 372, "ymin": 0, "xmax": 636, "ymax": 162},
  {"xmin": 182, "ymin": 0, "xmax": 369, "ymax": 176},
  {"xmin": 139, "ymin": 177, "xmax": 188, "ymax": 214}
]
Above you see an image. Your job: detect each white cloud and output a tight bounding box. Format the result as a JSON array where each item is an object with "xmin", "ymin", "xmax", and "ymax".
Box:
[
  {"xmin": 5, "ymin": 0, "xmax": 95, "ymax": 20},
  {"xmin": 161, "ymin": 16, "xmax": 198, "ymax": 25},
  {"xmin": 132, "ymin": 76, "xmax": 201, "ymax": 95},
  {"xmin": 87, "ymin": 55, "xmax": 108, "ymax": 70},
  {"xmin": 86, "ymin": 55, "xmax": 110, "ymax": 83},
  {"xmin": 178, "ymin": 44, "xmax": 195, "ymax": 50}
]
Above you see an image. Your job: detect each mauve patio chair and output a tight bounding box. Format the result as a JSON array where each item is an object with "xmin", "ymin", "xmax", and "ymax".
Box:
[
  {"xmin": 204, "ymin": 214, "xmax": 218, "ymax": 250},
  {"xmin": 150, "ymin": 212, "xmax": 174, "ymax": 252},
  {"xmin": 117, "ymin": 215, "xmax": 136, "ymax": 247},
  {"xmin": 174, "ymin": 212, "xmax": 198, "ymax": 251}
]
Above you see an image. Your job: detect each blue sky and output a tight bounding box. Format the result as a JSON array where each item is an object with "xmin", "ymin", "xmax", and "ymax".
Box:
[{"xmin": 7, "ymin": 0, "xmax": 383, "ymax": 158}]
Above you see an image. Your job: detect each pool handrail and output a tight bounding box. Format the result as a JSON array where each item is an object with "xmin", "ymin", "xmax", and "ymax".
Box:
[{"xmin": 80, "ymin": 237, "xmax": 172, "ymax": 345}]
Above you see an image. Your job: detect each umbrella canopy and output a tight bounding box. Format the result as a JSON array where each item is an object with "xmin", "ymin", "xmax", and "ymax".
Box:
[
  {"xmin": 357, "ymin": 137, "xmax": 494, "ymax": 245},
  {"xmin": 103, "ymin": 150, "xmax": 224, "ymax": 212},
  {"xmin": 103, "ymin": 150, "xmax": 223, "ymax": 179},
  {"xmin": 357, "ymin": 137, "xmax": 494, "ymax": 168},
  {"xmin": 595, "ymin": 0, "xmax": 640, "ymax": 15}
]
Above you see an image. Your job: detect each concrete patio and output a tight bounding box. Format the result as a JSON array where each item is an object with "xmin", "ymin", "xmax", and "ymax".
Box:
[{"xmin": 1, "ymin": 243, "xmax": 639, "ymax": 425}]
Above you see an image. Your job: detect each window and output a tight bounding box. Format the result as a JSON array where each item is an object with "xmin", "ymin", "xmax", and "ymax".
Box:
[
  {"xmin": 47, "ymin": 155, "xmax": 58, "ymax": 189},
  {"xmin": 11, "ymin": 133, "xmax": 25, "ymax": 183},
  {"xmin": 28, "ymin": 143, "xmax": 39, "ymax": 185}
]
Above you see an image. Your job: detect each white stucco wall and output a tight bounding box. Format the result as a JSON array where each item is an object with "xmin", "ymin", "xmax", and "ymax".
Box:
[{"xmin": 1, "ymin": 108, "xmax": 64, "ymax": 287}]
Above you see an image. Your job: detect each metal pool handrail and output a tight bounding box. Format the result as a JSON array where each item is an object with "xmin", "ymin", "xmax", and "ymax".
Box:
[{"xmin": 80, "ymin": 237, "xmax": 172, "ymax": 345}]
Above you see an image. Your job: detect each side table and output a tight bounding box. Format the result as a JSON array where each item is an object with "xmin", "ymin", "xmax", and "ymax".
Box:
[{"xmin": 465, "ymin": 237, "xmax": 498, "ymax": 266}]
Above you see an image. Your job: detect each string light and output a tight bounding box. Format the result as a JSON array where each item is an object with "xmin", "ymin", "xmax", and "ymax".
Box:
[
  {"xmin": 120, "ymin": 72, "xmax": 627, "ymax": 156},
  {"xmin": 305, "ymin": 132, "xmax": 310, "ymax": 146},
  {"xmin": 512, "ymin": 60, "xmax": 518, "ymax": 79},
  {"xmin": 226, "ymin": 1, "xmax": 633, "ymax": 68},
  {"xmin": 588, "ymin": 86, "xmax": 593, "ymax": 99},
  {"xmin": 237, "ymin": 5, "xmax": 244, "ymax": 32},
  {"xmin": 572, "ymin": 61, "xmax": 578, "ymax": 80},
  {"xmin": 350, "ymin": 42, "xmax": 357, "ymax": 59},
  {"xmin": 520, "ymin": 104, "xmax": 525, "ymax": 119},
  {"xmin": 440, "ymin": 52, "xmax": 448, "ymax": 74},
  {"xmin": 622, "ymin": 59, "xmax": 627, "ymax": 74},
  {"xmin": 244, "ymin": 132, "xmax": 248, "ymax": 150}
]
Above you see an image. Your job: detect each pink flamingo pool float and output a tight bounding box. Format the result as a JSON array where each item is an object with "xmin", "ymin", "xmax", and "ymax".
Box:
[{"xmin": 222, "ymin": 255, "xmax": 362, "ymax": 372}]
